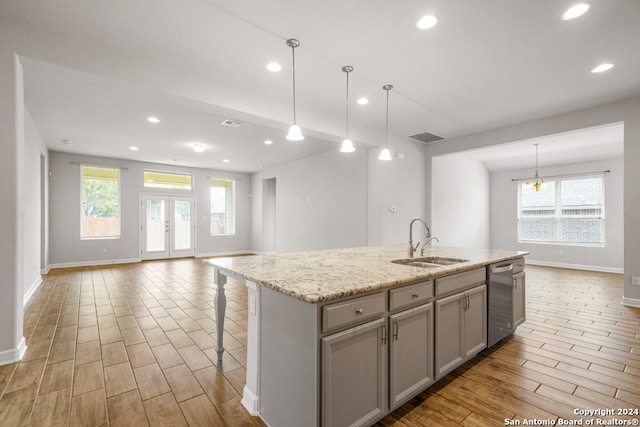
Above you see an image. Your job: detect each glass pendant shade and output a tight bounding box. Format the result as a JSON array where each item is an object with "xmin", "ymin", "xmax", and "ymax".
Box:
[
  {"xmin": 286, "ymin": 123, "xmax": 304, "ymax": 141},
  {"xmin": 378, "ymin": 148, "xmax": 392, "ymax": 161},
  {"xmin": 340, "ymin": 138, "xmax": 355, "ymax": 153}
]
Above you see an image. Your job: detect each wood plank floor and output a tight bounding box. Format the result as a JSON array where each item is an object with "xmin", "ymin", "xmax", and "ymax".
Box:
[{"xmin": 0, "ymin": 260, "xmax": 638, "ymax": 426}]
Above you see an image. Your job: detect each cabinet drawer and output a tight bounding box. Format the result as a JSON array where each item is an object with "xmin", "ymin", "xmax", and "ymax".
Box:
[
  {"xmin": 322, "ymin": 292, "xmax": 385, "ymax": 333},
  {"xmin": 389, "ymin": 280, "xmax": 433, "ymax": 311},
  {"xmin": 513, "ymin": 258, "xmax": 525, "ymax": 274},
  {"xmin": 435, "ymin": 268, "xmax": 485, "ymax": 298}
]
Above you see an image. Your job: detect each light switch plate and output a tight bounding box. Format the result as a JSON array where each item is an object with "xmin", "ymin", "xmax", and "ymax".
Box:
[{"xmin": 632, "ymin": 276, "xmax": 640, "ymax": 286}]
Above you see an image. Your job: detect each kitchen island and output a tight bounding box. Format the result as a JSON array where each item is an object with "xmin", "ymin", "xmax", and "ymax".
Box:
[{"xmin": 204, "ymin": 244, "xmax": 527, "ymax": 427}]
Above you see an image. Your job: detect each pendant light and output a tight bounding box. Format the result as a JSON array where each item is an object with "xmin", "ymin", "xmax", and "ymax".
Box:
[
  {"xmin": 378, "ymin": 84, "xmax": 393, "ymax": 161},
  {"xmin": 340, "ymin": 66, "xmax": 356, "ymax": 153},
  {"xmin": 527, "ymin": 143, "xmax": 544, "ymax": 191},
  {"xmin": 285, "ymin": 39, "xmax": 304, "ymax": 141}
]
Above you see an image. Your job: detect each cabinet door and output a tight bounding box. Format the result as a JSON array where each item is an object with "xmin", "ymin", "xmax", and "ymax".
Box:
[
  {"xmin": 513, "ymin": 272, "xmax": 526, "ymax": 328},
  {"xmin": 435, "ymin": 293, "xmax": 464, "ymax": 379},
  {"xmin": 464, "ymin": 285, "xmax": 487, "ymax": 358},
  {"xmin": 389, "ymin": 303, "xmax": 434, "ymax": 410},
  {"xmin": 322, "ymin": 318, "xmax": 387, "ymax": 427}
]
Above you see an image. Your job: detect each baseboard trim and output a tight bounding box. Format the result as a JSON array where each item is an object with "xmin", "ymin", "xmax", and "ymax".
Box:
[
  {"xmin": 241, "ymin": 384, "xmax": 261, "ymax": 416},
  {"xmin": 526, "ymin": 259, "xmax": 624, "ymax": 274},
  {"xmin": 196, "ymin": 250, "xmax": 258, "ymax": 258},
  {"xmin": 48, "ymin": 257, "xmax": 142, "ymax": 270},
  {"xmin": 0, "ymin": 336, "xmax": 27, "ymax": 366},
  {"xmin": 622, "ymin": 297, "xmax": 640, "ymax": 308},
  {"xmin": 24, "ymin": 276, "xmax": 43, "ymax": 307}
]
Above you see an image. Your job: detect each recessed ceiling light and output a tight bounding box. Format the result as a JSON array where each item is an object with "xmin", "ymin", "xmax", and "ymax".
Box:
[
  {"xmin": 192, "ymin": 143, "xmax": 206, "ymax": 153},
  {"xmin": 357, "ymin": 97, "xmax": 369, "ymax": 105},
  {"xmin": 417, "ymin": 15, "xmax": 439, "ymax": 30},
  {"xmin": 264, "ymin": 139, "xmax": 273, "ymax": 145},
  {"xmin": 267, "ymin": 62, "xmax": 282, "ymax": 72},
  {"xmin": 562, "ymin": 3, "xmax": 590, "ymax": 20},
  {"xmin": 129, "ymin": 146, "xmax": 139, "ymax": 151},
  {"xmin": 222, "ymin": 159, "xmax": 230, "ymax": 163},
  {"xmin": 62, "ymin": 139, "xmax": 73, "ymax": 145},
  {"xmin": 591, "ymin": 63, "xmax": 614, "ymax": 73},
  {"xmin": 147, "ymin": 116, "xmax": 160, "ymax": 123}
]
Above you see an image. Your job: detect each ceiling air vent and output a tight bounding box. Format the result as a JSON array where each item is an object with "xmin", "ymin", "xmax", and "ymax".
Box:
[
  {"xmin": 221, "ymin": 119, "xmax": 243, "ymax": 128},
  {"xmin": 409, "ymin": 131, "xmax": 444, "ymax": 144}
]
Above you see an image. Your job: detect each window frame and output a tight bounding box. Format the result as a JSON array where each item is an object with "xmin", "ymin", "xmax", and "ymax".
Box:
[
  {"xmin": 210, "ymin": 177, "xmax": 236, "ymax": 236},
  {"xmin": 517, "ymin": 174, "xmax": 605, "ymax": 246},
  {"xmin": 80, "ymin": 164, "xmax": 121, "ymax": 240},
  {"xmin": 143, "ymin": 170, "xmax": 194, "ymax": 191}
]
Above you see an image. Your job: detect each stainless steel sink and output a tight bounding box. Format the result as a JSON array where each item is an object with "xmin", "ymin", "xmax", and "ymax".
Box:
[{"xmin": 391, "ymin": 257, "xmax": 468, "ymax": 268}]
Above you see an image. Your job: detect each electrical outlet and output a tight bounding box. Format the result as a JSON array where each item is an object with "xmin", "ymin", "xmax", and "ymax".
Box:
[
  {"xmin": 632, "ymin": 276, "xmax": 640, "ymax": 286},
  {"xmin": 558, "ymin": 250, "xmax": 564, "ymax": 256}
]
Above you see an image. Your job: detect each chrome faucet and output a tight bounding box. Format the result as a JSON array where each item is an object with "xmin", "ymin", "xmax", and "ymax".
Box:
[{"xmin": 408, "ymin": 217, "xmax": 438, "ymax": 258}]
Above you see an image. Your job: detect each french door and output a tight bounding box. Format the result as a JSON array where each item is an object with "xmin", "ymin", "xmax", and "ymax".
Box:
[{"xmin": 141, "ymin": 195, "xmax": 195, "ymax": 260}]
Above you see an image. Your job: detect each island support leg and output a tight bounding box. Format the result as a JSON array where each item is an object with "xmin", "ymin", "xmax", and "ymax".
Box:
[{"xmin": 214, "ymin": 268, "xmax": 227, "ymax": 361}]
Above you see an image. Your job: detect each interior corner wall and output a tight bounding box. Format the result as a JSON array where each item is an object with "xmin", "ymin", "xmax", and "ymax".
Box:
[
  {"xmin": 490, "ymin": 158, "xmax": 624, "ymax": 271},
  {"xmin": 367, "ymin": 136, "xmax": 428, "ymax": 246},
  {"xmin": 0, "ymin": 51, "xmax": 24, "ymax": 362},
  {"xmin": 23, "ymin": 109, "xmax": 48, "ymax": 300},
  {"xmin": 431, "ymin": 155, "xmax": 490, "ymax": 249},
  {"xmin": 251, "ymin": 148, "xmax": 369, "ymax": 254},
  {"xmin": 425, "ymin": 96, "xmax": 640, "ymax": 305}
]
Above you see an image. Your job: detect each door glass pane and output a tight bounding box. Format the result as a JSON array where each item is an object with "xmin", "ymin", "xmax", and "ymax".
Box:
[
  {"xmin": 174, "ymin": 200, "xmax": 191, "ymax": 250},
  {"xmin": 146, "ymin": 199, "xmax": 166, "ymax": 252}
]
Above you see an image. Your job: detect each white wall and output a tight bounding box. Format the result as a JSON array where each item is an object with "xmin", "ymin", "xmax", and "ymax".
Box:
[
  {"xmin": 368, "ymin": 135, "xmax": 428, "ymax": 246},
  {"xmin": 23, "ymin": 110, "xmax": 48, "ymax": 301},
  {"xmin": 48, "ymin": 152, "xmax": 251, "ymax": 266},
  {"xmin": 251, "ymin": 148, "xmax": 369, "ymax": 253},
  {"xmin": 432, "ymin": 155, "xmax": 490, "ymax": 248},
  {"xmin": 426, "ymin": 97, "xmax": 640, "ymax": 306},
  {"xmin": 491, "ymin": 158, "xmax": 624, "ymax": 271},
  {"xmin": 0, "ymin": 52, "xmax": 25, "ymax": 363}
]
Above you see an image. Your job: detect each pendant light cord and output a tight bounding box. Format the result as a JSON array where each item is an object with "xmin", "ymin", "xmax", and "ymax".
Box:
[
  {"xmin": 345, "ymin": 70, "xmax": 350, "ymax": 138},
  {"xmin": 385, "ymin": 87, "xmax": 390, "ymax": 149}
]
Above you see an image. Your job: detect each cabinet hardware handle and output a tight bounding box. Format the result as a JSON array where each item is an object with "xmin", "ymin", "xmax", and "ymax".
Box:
[
  {"xmin": 393, "ymin": 320, "xmax": 399, "ymax": 341},
  {"xmin": 381, "ymin": 323, "xmax": 386, "ymax": 345},
  {"xmin": 355, "ymin": 308, "xmax": 363, "ymax": 315},
  {"xmin": 411, "ymin": 293, "xmax": 419, "ymax": 299}
]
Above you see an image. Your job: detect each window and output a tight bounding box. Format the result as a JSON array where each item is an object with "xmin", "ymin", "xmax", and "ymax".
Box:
[
  {"xmin": 210, "ymin": 178, "xmax": 235, "ymax": 235},
  {"xmin": 518, "ymin": 176, "xmax": 604, "ymax": 245},
  {"xmin": 81, "ymin": 166, "xmax": 120, "ymax": 238},
  {"xmin": 143, "ymin": 171, "xmax": 192, "ymax": 190}
]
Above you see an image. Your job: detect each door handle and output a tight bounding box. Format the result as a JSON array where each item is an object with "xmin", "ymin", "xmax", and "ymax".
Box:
[
  {"xmin": 381, "ymin": 323, "xmax": 386, "ymax": 345},
  {"xmin": 491, "ymin": 264, "xmax": 514, "ymax": 274}
]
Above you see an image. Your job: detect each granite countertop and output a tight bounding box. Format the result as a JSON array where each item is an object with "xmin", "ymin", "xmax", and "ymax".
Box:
[{"xmin": 204, "ymin": 244, "xmax": 528, "ymax": 304}]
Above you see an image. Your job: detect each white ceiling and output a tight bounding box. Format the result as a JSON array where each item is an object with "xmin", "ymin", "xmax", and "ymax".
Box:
[
  {"xmin": 4, "ymin": 0, "xmax": 640, "ymax": 172},
  {"xmin": 450, "ymin": 122, "xmax": 624, "ymax": 172}
]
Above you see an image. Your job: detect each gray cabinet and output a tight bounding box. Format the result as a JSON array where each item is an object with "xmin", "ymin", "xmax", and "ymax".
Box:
[
  {"xmin": 435, "ymin": 284, "xmax": 487, "ymax": 379},
  {"xmin": 389, "ymin": 303, "xmax": 434, "ymax": 410},
  {"xmin": 321, "ymin": 318, "xmax": 387, "ymax": 427}
]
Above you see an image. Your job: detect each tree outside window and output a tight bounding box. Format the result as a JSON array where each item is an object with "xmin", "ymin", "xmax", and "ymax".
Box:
[{"xmin": 81, "ymin": 166, "xmax": 120, "ymax": 238}]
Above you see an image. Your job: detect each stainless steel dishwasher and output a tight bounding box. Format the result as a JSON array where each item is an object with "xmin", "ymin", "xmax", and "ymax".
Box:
[{"xmin": 487, "ymin": 258, "xmax": 526, "ymax": 347}]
